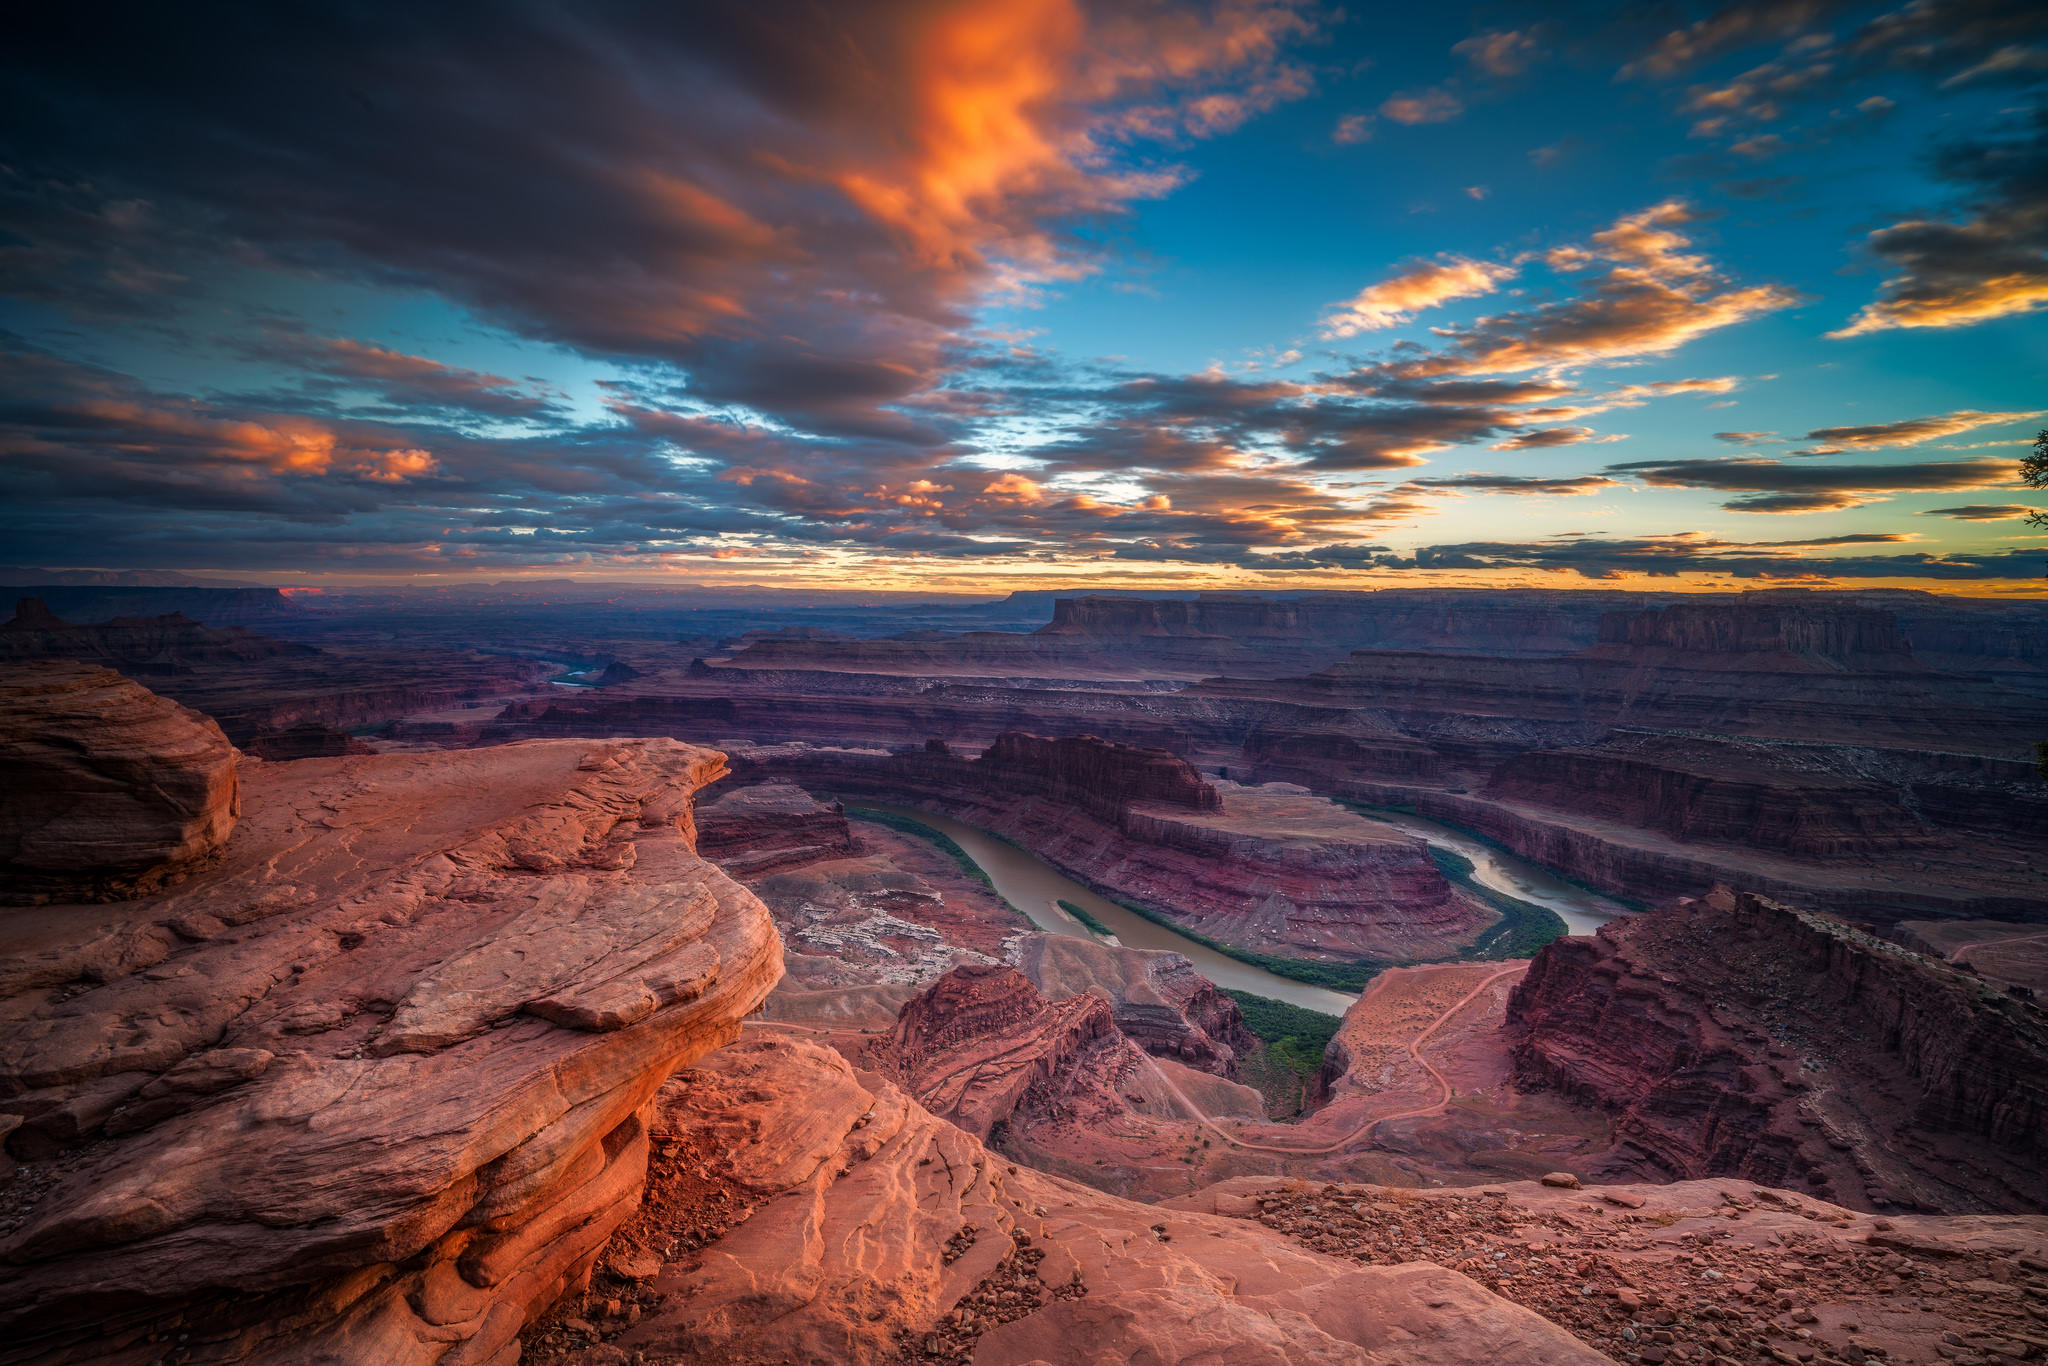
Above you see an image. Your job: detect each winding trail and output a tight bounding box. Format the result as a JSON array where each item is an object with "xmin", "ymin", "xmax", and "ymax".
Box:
[{"xmin": 1146, "ymin": 963, "xmax": 1528, "ymax": 1156}]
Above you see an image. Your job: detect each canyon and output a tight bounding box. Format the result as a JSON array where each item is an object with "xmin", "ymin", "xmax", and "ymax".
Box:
[
  {"xmin": 463, "ymin": 590, "xmax": 2048, "ymax": 926},
  {"xmin": 1506, "ymin": 886, "xmax": 2048, "ymax": 1216},
  {"xmin": 4, "ymin": 581, "xmax": 2046, "ymax": 1365},
  {"xmin": 719, "ymin": 731, "xmax": 1491, "ymax": 964}
]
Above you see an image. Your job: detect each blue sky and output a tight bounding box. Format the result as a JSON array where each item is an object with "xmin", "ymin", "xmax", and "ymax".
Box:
[{"xmin": 1, "ymin": 0, "xmax": 2043, "ymax": 590}]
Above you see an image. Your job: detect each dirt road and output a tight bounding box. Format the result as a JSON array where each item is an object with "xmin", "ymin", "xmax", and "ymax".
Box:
[{"xmin": 1146, "ymin": 963, "xmax": 1528, "ymax": 1156}]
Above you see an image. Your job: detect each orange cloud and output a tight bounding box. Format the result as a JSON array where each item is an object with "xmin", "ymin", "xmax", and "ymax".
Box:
[
  {"xmin": 834, "ymin": 0, "xmax": 1316, "ymax": 279},
  {"xmin": 1379, "ymin": 88, "xmax": 1463, "ymax": 125},
  {"xmin": 1365, "ymin": 203, "xmax": 1799, "ymax": 380},
  {"xmin": 1796, "ymin": 408, "xmax": 2044, "ymax": 453},
  {"xmin": 1322, "ymin": 256, "xmax": 1517, "ymax": 336}
]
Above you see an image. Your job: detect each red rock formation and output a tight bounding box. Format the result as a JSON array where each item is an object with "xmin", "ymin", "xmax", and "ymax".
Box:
[
  {"xmin": 1176, "ymin": 1174, "xmax": 2048, "ymax": 1366},
  {"xmin": 693, "ymin": 780, "xmax": 857, "ymax": 877},
  {"xmin": 1588, "ymin": 601, "xmax": 1920, "ymax": 670},
  {"xmin": 569, "ymin": 1036, "xmax": 1609, "ymax": 1365},
  {"xmin": 870, "ymin": 963, "xmax": 1130, "ymax": 1141},
  {"xmin": 1013, "ymin": 931, "xmax": 1253, "ymax": 1075},
  {"xmin": 0, "ymin": 598, "xmax": 319, "ymax": 675},
  {"xmin": 1482, "ymin": 735, "xmax": 1950, "ymax": 859},
  {"xmin": 0, "ymin": 662, "xmax": 239, "ymax": 902},
  {"xmin": 977, "ymin": 730, "xmax": 1220, "ymax": 817},
  {"xmin": 0, "ymin": 725, "xmax": 781, "ymax": 1364},
  {"xmin": 1505, "ymin": 886, "xmax": 2048, "ymax": 1213},
  {"xmin": 731, "ymin": 740, "xmax": 1486, "ymax": 962},
  {"xmin": 239, "ymin": 721, "xmax": 377, "ymax": 761}
]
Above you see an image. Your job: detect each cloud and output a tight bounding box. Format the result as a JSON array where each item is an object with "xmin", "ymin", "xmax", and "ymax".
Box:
[
  {"xmin": 1345, "ymin": 202, "xmax": 1800, "ymax": 381},
  {"xmin": 1383, "ymin": 534, "xmax": 2044, "ymax": 581},
  {"xmin": 1489, "ymin": 426, "xmax": 1613, "ymax": 450},
  {"xmin": 1321, "ymin": 256, "xmax": 1518, "ymax": 336},
  {"xmin": 254, "ymin": 332, "xmax": 565, "ymax": 422},
  {"xmin": 1795, "ymin": 407, "xmax": 2044, "ymax": 453},
  {"xmin": 0, "ymin": 0, "xmax": 1320, "ymax": 445},
  {"xmin": 1917, "ymin": 503, "xmax": 2041, "ymax": 520},
  {"xmin": 1608, "ymin": 454, "xmax": 2020, "ymax": 512},
  {"xmin": 1333, "ymin": 113, "xmax": 1375, "ymax": 144},
  {"xmin": 1413, "ymin": 474, "xmax": 1622, "ymax": 495},
  {"xmin": 1379, "ymin": 88, "xmax": 1464, "ymax": 125},
  {"xmin": 1620, "ymin": 0, "xmax": 1834, "ymax": 80},
  {"xmin": 1453, "ymin": 29, "xmax": 1543, "ymax": 78},
  {"xmin": 1715, "ymin": 430, "xmax": 1777, "ymax": 443},
  {"xmin": 1831, "ymin": 111, "xmax": 2048, "ymax": 336}
]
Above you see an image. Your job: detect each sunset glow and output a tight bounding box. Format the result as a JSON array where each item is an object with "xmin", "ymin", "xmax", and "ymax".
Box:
[{"xmin": 2, "ymin": 0, "xmax": 2042, "ymax": 591}]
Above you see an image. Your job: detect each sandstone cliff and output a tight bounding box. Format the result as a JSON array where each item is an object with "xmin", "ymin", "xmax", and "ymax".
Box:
[
  {"xmin": 693, "ymin": 780, "xmax": 858, "ymax": 878},
  {"xmin": 977, "ymin": 729, "xmax": 1219, "ymax": 819},
  {"xmin": 867, "ymin": 963, "xmax": 1134, "ymax": 1141},
  {"xmin": 0, "ymin": 598, "xmax": 319, "ymax": 674},
  {"xmin": 1013, "ymin": 931, "xmax": 1253, "ymax": 1075},
  {"xmin": 0, "ymin": 661, "xmax": 240, "ymax": 903},
  {"xmin": 1505, "ymin": 887, "xmax": 2048, "ymax": 1214},
  {"xmin": 571, "ymin": 1036, "xmax": 1609, "ymax": 1365},
  {"xmin": 733, "ymin": 735, "xmax": 1487, "ymax": 962},
  {"xmin": 1588, "ymin": 601, "xmax": 1921, "ymax": 671},
  {"xmin": 0, "ymin": 706, "xmax": 781, "ymax": 1364}
]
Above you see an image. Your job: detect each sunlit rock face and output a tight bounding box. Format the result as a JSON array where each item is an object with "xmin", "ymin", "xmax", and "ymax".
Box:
[
  {"xmin": 0, "ymin": 692, "xmax": 782, "ymax": 1366},
  {"xmin": 588, "ymin": 1035, "xmax": 1612, "ymax": 1366}
]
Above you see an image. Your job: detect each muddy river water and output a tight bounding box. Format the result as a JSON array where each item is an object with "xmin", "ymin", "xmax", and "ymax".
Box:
[{"xmin": 858, "ymin": 803, "xmax": 1633, "ymax": 1018}]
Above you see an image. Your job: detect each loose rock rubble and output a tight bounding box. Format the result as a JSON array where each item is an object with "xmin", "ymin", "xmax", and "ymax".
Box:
[
  {"xmin": 1173, "ymin": 1177, "xmax": 2048, "ymax": 1366},
  {"xmin": 889, "ymin": 1232, "xmax": 1088, "ymax": 1366}
]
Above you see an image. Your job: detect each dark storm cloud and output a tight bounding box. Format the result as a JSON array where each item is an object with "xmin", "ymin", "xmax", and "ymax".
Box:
[{"xmin": 0, "ymin": 0, "xmax": 1316, "ymax": 439}]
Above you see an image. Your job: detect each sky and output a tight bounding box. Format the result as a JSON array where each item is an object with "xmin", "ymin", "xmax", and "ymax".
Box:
[{"xmin": 1, "ymin": 0, "xmax": 2045, "ymax": 593}]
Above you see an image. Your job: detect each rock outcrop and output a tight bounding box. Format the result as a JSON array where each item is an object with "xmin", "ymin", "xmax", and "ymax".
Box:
[
  {"xmin": 731, "ymin": 736, "xmax": 1487, "ymax": 963},
  {"xmin": 1505, "ymin": 886, "xmax": 2048, "ymax": 1213},
  {"xmin": 976, "ymin": 729, "xmax": 1220, "ymax": 818},
  {"xmin": 239, "ymin": 721, "xmax": 378, "ymax": 761},
  {"xmin": 1178, "ymin": 1174, "xmax": 2048, "ymax": 1366},
  {"xmin": 563, "ymin": 1036, "xmax": 1608, "ymax": 1365},
  {"xmin": 0, "ymin": 662, "xmax": 240, "ymax": 902},
  {"xmin": 693, "ymin": 780, "xmax": 858, "ymax": 878},
  {"xmin": 1587, "ymin": 600, "xmax": 1921, "ymax": 669},
  {"xmin": 0, "ymin": 714, "xmax": 782, "ymax": 1364},
  {"xmin": 0, "ymin": 598, "xmax": 319, "ymax": 675},
  {"xmin": 1013, "ymin": 931, "xmax": 1253, "ymax": 1075},
  {"xmin": 867, "ymin": 963, "xmax": 1132, "ymax": 1141}
]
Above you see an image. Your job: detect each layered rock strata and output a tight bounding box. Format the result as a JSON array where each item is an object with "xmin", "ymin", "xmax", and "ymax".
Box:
[
  {"xmin": 867, "ymin": 963, "xmax": 1134, "ymax": 1141},
  {"xmin": 0, "ymin": 598, "xmax": 318, "ymax": 674},
  {"xmin": 693, "ymin": 780, "xmax": 858, "ymax": 878},
  {"xmin": 1013, "ymin": 931, "xmax": 1253, "ymax": 1075},
  {"xmin": 0, "ymin": 719, "xmax": 781, "ymax": 1364},
  {"xmin": 1505, "ymin": 886, "xmax": 2048, "ymax": 1213},
  {"xmin": 730, "ymin": 735, "xmax": 1486, "ymax": 962},
  {"xmin": 0, "ymin": 661, "xmax": 240, "ymax": 902},
  {"xmin": 575, "ymin": 1035, "xmax": 1609, "ymax": 1364},
  {"xmin": 240, "ymin": 722, "xmax": 377, "ymax": 761}
]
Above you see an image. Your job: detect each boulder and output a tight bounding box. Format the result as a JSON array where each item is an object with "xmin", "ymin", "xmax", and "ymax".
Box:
[
  {"xmin": 0, "ymin": 662, "xmax": 238, "ymax": 902},
  {"xmin": 0, "ymin": 735, "xmax": 782, "ymax": 1364}
]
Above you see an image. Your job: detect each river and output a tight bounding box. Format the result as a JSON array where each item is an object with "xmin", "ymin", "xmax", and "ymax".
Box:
[
  {"xmin": 857, "ymin": 803, "xmax": 1634, "ymax": 1019},
  {"xmin": 1355, "ymin": 808, "xmax": 1636, "ymax": 937}
]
